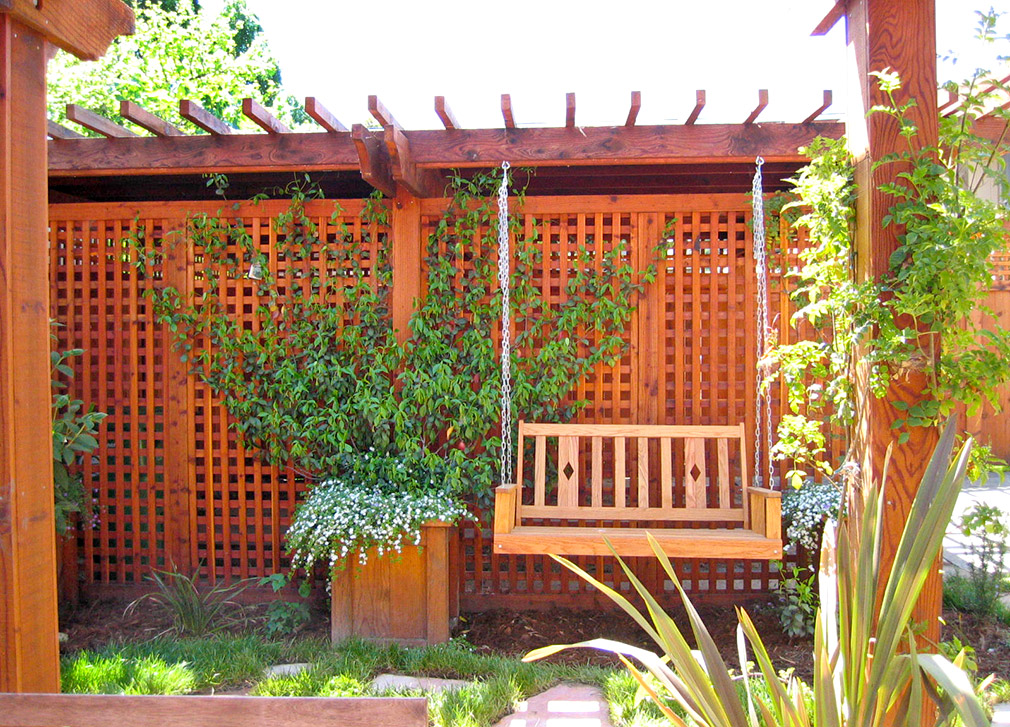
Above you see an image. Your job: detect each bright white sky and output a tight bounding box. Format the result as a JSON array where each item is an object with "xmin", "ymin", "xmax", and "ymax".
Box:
[{"xmin": 210, "ymin": 0, "xmax": 1010, "ymax": 129}]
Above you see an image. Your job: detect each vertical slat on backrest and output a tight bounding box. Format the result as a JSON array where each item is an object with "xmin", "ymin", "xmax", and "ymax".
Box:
[
  {"xmin": 739, "ymin": 424, "xmax": 750, "ymax": 521},
  {"xmin": 534, "ymin": 435, "xmax": 546, "ymax": 507},
  {"xmin": 637, "ymin": 438, "xmax": 649, "ymax": 508},
  {"xmin": 558, "ymin": 436, "xmax": 579, "ymax": 507},
  {"xmin": 516, "ymin": 422, "xmax": 525, "ymax": 487},
  {"xmin": 591, "ymin": 436, "xmax": 603, "ymax": 507},
  {"xmin": 615, "ymin": 437, "xmax": 626, "ymax": 507},
  {"xmin": 660, "ymin": 437, "xmax": 673, "ymax": 509},
  {"xmin": 685, "ymin": 437, "xmax": 707, "ymax": 508},
  {"xmin": 717, "ymin": 438, "xmax": 731, "ymax": 509}
]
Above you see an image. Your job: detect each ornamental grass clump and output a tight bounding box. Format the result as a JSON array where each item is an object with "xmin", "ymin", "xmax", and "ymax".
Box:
[{"xmin": 286, "ymin": 449, "xmax": 470, "ymax": 573}]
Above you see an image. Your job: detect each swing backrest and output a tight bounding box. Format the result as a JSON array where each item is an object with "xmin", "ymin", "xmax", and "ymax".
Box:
[{"xmin": 513, "ymin": 421, "xmax": 750, "ymax": 524}]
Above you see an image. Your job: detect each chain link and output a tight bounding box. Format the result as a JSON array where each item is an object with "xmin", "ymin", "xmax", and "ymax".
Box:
[
  {"xmin": 498, "ymin": 161, "xmax": 513, "ymax": 487},
  {"xmin": 752, "ymin": 156, "xmax": 774, "ymax": 490}
]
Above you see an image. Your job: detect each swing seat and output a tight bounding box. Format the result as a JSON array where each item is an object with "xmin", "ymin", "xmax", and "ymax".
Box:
[{"xmin": 492, "ymin": 422, "xmax": 782, "ymax": 559}]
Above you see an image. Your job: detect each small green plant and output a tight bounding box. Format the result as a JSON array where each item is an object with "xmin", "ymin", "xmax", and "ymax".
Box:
[
  {"xmin": 126, "ymin": 567, "xmax": 251, "ymax": 636},
  {"xmin": 526, "ymin": 419, "xmax": 988, "ymax": 727},
  {"xmin": 259, "ymin": 573, "xmax": 312, "ymax": 638},
  {"xmin": 957, "ymin": 502, "xmax": 1009, "ymax": 616},
  {"xmin": 774, "ymin": 563, "xmax": 817, "ymax": 638},
  {"xmin": 962, "ymin": 438, "xmax": 1009, "ymax": 483},
  {"xmin": 51, "ymin": 339, "xmax": 106, "ymax": 534}
]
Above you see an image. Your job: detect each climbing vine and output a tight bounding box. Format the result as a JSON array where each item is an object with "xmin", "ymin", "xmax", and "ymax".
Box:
[
  {"xmin": 767, "ymin": 53, "xmax": 1010, "ymax": 490},
  {"xmin": 134, "ymin": 169, "xmax": 654, "ymax": 561}
]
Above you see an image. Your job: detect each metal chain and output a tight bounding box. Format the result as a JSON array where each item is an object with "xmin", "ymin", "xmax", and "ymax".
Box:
[
  {"xmin": 497, "ymin": 161, "xmax": 513, "ymax": 487},
  {"xmin": 752, "ymin": 156, "xmax": 774, "ymax": 490}
]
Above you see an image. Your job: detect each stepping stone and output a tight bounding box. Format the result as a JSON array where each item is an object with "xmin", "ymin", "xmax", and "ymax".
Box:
[
  {"xmin": 371, "ymin": 673, "xmax": 469, "ymax": 693},
  {"xmin": 494, "ymin": 683, "xmax": 612, "ymax": 727},
  {"xmin": 264, "ymin": 663, "xmax": 311, "ymax": 678},
  {"xmin": 994, "ymin": 703, "xmax": 1010, "ymax": 727}
]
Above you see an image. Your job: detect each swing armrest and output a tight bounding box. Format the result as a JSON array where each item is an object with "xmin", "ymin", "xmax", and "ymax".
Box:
[
  {"xmin": 747, "ymin": 487, "xmax": 781, "ymax": 541},
  {"xmin": 494, "ymin": 483, "xmax": 520, "ymax": 535}
]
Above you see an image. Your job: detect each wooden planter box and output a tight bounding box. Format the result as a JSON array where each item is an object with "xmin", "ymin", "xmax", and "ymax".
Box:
[{"xmin": 331, "ymin": 521, "xmax": 459, "ymax": 646}]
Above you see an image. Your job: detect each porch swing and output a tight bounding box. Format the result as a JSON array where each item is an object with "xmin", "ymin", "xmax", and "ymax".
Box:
[{"xmin": 491, "ymin": 159, "xmax": 782, "ymax": 559}]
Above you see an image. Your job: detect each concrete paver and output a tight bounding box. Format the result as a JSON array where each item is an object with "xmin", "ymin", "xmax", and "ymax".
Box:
[{"xmin": 493, "ymin": 683, "xmax": 612, "ymax": 727}]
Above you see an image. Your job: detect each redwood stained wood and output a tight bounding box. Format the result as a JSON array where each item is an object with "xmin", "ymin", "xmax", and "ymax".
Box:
[
  {"xmin": 0, "ymin": 0, "xmax": 133, "ymax": 60},
  {"xmin": 47, "ymin": 119, "xmax": 83, "ymax": 139},
  {"xmin": 686, "ymin": 91, "xmax": 706, "ymax": 125},
  {"xmin": 242, "ymin": 98, "xmax": 291, "ymax": 134},
  {"xmin": 49, "ymin": 132, "xmax": 358, "ymax": 176},
  {"xmin": 846, "ymin": 0, "xmax": 941, "ymax": 646},
  {"xmin": 66, "ymin": 104, "xmax": 137, "ymax": 138},
  {"xmin": 0, "ymin": 693, "xmax": 427, "ymax": 727},
  {"xmin": 0, "ymin": 14, "xmax": 60, "ymax": 692},
  {"xmin": 802, "ymin": 90, "xmax": 833, "ymax": 124},
  {"xmin": 391, "ymin": 188, "xmax": 422, "ymax": 342},
  {"xmin": 501, "ymin": 94, "xmax": 516, "ymax": 129},
  {"xmin": 434, "ymin": 96, "xmax": 459, "ymax": 130},
  {"xmin": 565, "ymin": 93, "xmax": 576, "ymax": 129},
  {"xmin": 304, "ymin": 97, "xmax": 347, "ymax": 133},
  {"xmin": 119, "ymin": 100, "xmax": 184, "ymax": 136},
  {"xmin": 625, "ymin": 91, "xmax": 641, "ymax": 127},
  {"xmin": 178, "ymin": 100, "xmax": 233, "ymax": 135},
  {"xmin": 744, "ymin": 90, "xmax": 769, "ymax": 125},
  {"xmin": 812, "ymin": 0, "xmax": 845, "ymax": 35},
  {"xmin": 406, "ymin": 122, "xmax": 842, "ymax": 167},
  {"xmin": 368, "ymin": 95, "xmax": 399, "ymax": 129},
  {"xmin": 351, "ymin": 124, "xmax": 395, "ymax": 197}
]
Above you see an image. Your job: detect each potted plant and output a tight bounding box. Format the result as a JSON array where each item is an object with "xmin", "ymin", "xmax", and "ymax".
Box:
[{"xmin": 285, "ymin": 448, "xmax": 470, "ymax": 645}]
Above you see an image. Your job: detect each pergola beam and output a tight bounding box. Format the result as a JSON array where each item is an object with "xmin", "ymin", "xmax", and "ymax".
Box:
[
  {"xmin": 351, "ymin": 124, "xmax": 394, "ymax": 197},
  {"xmin": 119, "ymin": 100, "xmax": 184, "ymax": 136},
  {"xmin": 242, "ymin": 98, "xmax": 290, "ymax": 134},
  {"xmin": 802, "ymin": 90, "xmax": 833, "ymax": 124},
  {"xmin": 501, "ymin": 94, "xmax": 516, "ymax": 129},
  {"xmin": 625, "ymin": 91, "xmax": 641, "ymax": 127},
  {"xmin": 66, "ymin": 103, "xmax": 136, "ymax": 138},
  {"xmin": 304, "ymin": 97, "xmax": 347, "ymax": 133},
  {"xmin": 685, "ymin": 90, "xmax": 705, "ymax": 125},
  {"xmin": 565, "ymin": 92, "xmax": 576, "ymax": 129},
  {"xmin": 743, "ymin": 89, "xmax": 769, "ymax": 125},
  {"xmin": 179, "ymin": 99, "xmax": 234, "ymax": 135},
  {"xmin": 434, "ymin": 96, "xmax": 459, "ymax": 130},
  {"xmin": 0, "ymin": 0, "xmax": 133, "ymax": 60},
  {"xmin": 47, "ymin": 120, "xmax": 84, "ymax": 139},
  {"xmin": 48, "ymin": 122, "xmax": 843, "ymax": 176}
]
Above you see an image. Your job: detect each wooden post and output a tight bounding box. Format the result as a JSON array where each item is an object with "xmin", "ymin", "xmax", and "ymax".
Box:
[
  {"xmin": 390, "ymin": 188, "xmax": 422, "ymax": 344},
  {"xmin": 0, "ymin": 1, "xmax": 133, "ymax": 692},
  {"xmin": 844, "ymin": 0, "xmax": 941, "ymax": 644}
]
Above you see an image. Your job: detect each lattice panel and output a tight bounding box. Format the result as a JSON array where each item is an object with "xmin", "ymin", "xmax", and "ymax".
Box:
[
  {"xmin": 188, "ymin": 201, "xmax": 385, "ymax": 581},
  {"xmin": 50, "ymin": 215, "xmax": 173, "ymax": 583}
]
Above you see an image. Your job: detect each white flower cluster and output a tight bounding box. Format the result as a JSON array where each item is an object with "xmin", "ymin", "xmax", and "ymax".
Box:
[
  {"xmin": 286, "ymin": 477, "xmax": 470, "ymax": 574},
  {"xmin": 781, "ymin": 480, "xmax": 842, "ymax": 551}
]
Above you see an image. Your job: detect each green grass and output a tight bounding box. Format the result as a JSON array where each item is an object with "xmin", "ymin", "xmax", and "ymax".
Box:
[{"xmin": 61, "ymin": 635, "xmax": 667, "ymax": 727}]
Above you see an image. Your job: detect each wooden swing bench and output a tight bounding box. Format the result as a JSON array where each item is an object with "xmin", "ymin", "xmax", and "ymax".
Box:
[{"xmin": 493, "ymin": 422, "xmax": 782, "ymax": 559}]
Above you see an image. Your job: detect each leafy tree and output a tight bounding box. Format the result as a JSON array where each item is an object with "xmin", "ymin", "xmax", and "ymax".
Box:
[{"xmin": 47, "ymin": 0, "xmax": 306, "ymax": 136}]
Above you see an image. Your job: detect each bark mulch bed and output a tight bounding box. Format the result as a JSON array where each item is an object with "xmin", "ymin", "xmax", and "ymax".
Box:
[{"xmin": 61, "ymin": 596, "xmax": 1010, "ymax": 685}]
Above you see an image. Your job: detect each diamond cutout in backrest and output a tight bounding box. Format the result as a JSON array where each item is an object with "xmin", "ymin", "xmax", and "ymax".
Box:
[
  {"xmin": 562, "ymin": 462, "xmax": 575, "ymax": 480},
  {"xmin": 690, "ymin": 464, "xmax": 702, "ymax": 481}
]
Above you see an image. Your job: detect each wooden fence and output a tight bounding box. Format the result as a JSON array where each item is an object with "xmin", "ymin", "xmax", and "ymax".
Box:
[{"xmin": 51, "ymin": 193, "xmax": 816, "ymax": 607}]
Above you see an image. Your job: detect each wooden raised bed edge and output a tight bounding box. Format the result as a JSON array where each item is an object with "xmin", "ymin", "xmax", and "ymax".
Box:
[{"xmin": 331, "ymin": 521, "xmax": 460, "ymax": 646}]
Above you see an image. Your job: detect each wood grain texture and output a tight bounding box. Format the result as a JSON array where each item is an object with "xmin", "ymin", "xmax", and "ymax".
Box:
[
  {"xmin": 46, "ymin": 119, "xmax": 83, "ymax": 139},
  {"xmin": 304, "ymin": 97, "xmax": 347, "ymax": 133},
  {"xmin": 501, "ymin": 94, "xmax": 515, "ymax": 129},
  {"xmin": 119, "ymin": 100, "xmax": 184, "ymax": 137},
  {"xmin": 391, "ymin": 188, "xmax": 422, "ymax": 342},
  {"xmin": 847, "ymin": 0, "xmax": 941, "ymax": 647},
  {"xmin": 242, "ymin": 98, "xmax": 291, "ymax": 134},
  {"xmin": 49, "ymin": 132, "xmax": 357, "ymax": 175},
  {"xmin": 1, "ymin": 0, "xmax": 133, "ymax": 60},
  {"xmin": 178, "ymin": 99, "xmax": 233, "ymax": 136},
  {"xmin": 434, "ymin": 96, "xmax": 459, "ymax": 130},
  {"xmin": 351, "ymin": 124, "xmax": 394, "ymax": 197},
  {"xmin": 743, "ymin": 90, "xmax": 769, "ymax": 125},
  {"xmin": 66, "ymin": 104, "xmax": 136, "ymax": 138},
  {"xmin": 802, "ymin": 90, "xmax": 833, "ymax": 124},
  {"xmin": 0, "ymin": 693, "xmax": 426, "ymax": 727},
  {"xmin": 405, "ymin": 123, "xmax": 842, "ymax": 168},
  {"xmin": 0, "ymin": 15, "xmax": 60, "ymax": 692}
]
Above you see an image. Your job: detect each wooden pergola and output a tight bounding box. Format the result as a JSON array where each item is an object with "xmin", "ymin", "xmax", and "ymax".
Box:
[{"xmin": 1, "ymin": 0, "xmax": 952, "ymax": 697}]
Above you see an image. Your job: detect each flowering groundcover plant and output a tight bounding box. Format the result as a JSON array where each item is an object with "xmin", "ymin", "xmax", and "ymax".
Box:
[{"xmin": 285, "ymin": 449, "xmax": 471, "ymax": 574}]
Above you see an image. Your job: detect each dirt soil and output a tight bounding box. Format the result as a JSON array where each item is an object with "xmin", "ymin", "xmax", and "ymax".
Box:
[{"xmin": 61, "ymin": 597, "xmax": 1010, "ymax": 684}]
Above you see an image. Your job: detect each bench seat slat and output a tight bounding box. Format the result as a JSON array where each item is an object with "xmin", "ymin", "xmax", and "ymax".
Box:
[{"xmin": 494, "ymin": 526, "xmax": 782, "ymax": 559}]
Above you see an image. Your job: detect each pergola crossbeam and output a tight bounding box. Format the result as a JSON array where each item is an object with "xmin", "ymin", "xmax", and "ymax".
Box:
[
  {"xmin": 66, "ymin": 104, "xmax": 136, "ymax": 138},
  {"xmin": 369, "ymin": 95, "xmax": 400, "ymax": 130},
  {"xmin": 242, "ymin": 98, "xmax": 291, "ymax": 134},
  {"xmin": 802, "ymin": 90, "xmax": 833, "ymax": 124},
  {"xmin": 119, "ymin": 100, "xmax": 185, "ymax": 136},
  {"xmin": 47, "ymin": 120, "xmax": 84, "ymax": 139},
  {"xmin": 179, "ymin": 100, "xmax": 234, "ymax": 135},
  {"xmin": 625, "ymin": 91, "xmax": 641, "ymax": 127},
  {"xmin": 686, "ymin": 90, "xmax": 705, "ymax": 125},
  {"xmin": 304, "ymin": 97, "xmax": 347, "ymax": 133},
  {"xmin": 434, "ymin": 96, "xmax": 459, "ymax": 130},
  {"xmin": 743, "ymin": 90, "xmax": 769, "ymax": 125},
  {"xmin": 501, "ymin": 94, "xmax": 516, "ymax": 129}
]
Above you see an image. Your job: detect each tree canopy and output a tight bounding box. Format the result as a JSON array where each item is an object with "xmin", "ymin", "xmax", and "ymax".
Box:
[{"xmin": 47, "ymin": 0, "xmax": 306, "ymax": 135}]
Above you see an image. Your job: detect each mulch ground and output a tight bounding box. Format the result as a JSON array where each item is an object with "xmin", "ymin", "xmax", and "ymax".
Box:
[{"xmin": 61, "ymin": 595, "xmax": 1010, "ymax": 683}]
